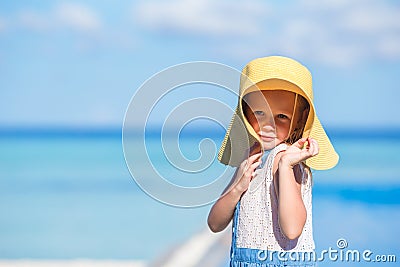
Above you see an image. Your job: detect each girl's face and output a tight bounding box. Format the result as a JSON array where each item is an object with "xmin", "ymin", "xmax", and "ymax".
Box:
[{"xmin": 243, "ymin": 90, "xmax": 295, "ymax": 150}]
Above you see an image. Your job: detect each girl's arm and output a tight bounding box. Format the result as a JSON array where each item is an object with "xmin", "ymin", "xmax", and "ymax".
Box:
[
  {"xmin": 273, "ymin": 138, "xmax": 319, "ymax": 240},
  {"xmin": 207, "ymin": 153, "xmax": 262, "ymax": 233}
]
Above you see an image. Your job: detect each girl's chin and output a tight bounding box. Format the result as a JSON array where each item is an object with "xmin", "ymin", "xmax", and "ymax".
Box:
[{"xmin": 261, "ymin": 141, "xmax": 276, "ymax": 151}]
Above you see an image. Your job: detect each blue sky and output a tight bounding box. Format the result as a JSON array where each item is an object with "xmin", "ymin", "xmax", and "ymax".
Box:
[{"xmin": 1, "ymin": 0, "xmax": 400, "ymax": 129}]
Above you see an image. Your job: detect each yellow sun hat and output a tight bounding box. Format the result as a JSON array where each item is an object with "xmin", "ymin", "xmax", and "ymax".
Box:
[{"xmin": 218, "ymin": 56, "xmax": 339, "ymax": 170}]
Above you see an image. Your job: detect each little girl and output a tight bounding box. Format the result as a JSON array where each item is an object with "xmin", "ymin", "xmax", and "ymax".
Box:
[{"xmin": 208, "ymin": 56, "xmax": 339, "ymax": 266}]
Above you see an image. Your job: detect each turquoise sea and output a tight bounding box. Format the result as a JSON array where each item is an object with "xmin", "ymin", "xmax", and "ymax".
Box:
[{"xmin": 0, "ymin": 129, "xmax": 399, "ymax": 266}]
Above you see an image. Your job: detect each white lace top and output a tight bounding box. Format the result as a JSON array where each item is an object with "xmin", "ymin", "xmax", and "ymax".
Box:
[{"xmin": 235, "ymin": 143, "xmax": 315, "ymax": 251}]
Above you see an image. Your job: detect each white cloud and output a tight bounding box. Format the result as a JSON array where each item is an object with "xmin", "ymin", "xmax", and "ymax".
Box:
[
  {"xmin": 16, "ymin": 2, "xmax": 101, "ymax": 33},
  {"xmin": 134, "ymin": 0, "xmax": 268, "ymax": 37},
  {"xmin": 340, "ymin": 2, "xmax": 400, "ymax": 35},
  {"xmin": 134, "ymin": 0, "xmax": 400, "ymax": 66},
  {"xmin": 55, "ymin": 2, "xmax": 101, "ymax": 32},
  {"xmin": 258, "ymin": 0, "xmax": 400, "ymax": 66}
]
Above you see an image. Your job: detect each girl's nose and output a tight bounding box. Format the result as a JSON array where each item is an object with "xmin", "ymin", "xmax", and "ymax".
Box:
[
  {"xmin": 261, "ymin": 124, "xmax": 275, "ymax": 132},
  {"xmin": 258, "ymin": 115, "xmax": 275, "ymax": 131}
]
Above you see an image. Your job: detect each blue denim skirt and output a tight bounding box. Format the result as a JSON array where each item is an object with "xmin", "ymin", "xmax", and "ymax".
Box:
[{"xmin": 230, "ymin": 203, "xmax": 316, "ymax": 267}]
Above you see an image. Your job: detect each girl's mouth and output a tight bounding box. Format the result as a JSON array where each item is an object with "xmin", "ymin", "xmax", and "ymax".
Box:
[{"xmin": 258, "ymin": 131, "xmax": 276, "ymax": 142}]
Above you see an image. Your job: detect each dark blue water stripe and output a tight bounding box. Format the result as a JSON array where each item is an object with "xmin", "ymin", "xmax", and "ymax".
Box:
[
  {"xmin": 313, "ymin": 184, "xmax": 400, "ymax": 205},
  {"xmin": 1, "ymin": 127, "xmax": 400, "ymax": 139},
  {"xmin": 0, "ymin": 127, "xmax": 122, "ymax": 139}
]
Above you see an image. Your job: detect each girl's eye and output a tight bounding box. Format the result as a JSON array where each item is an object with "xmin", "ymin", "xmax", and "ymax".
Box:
[
  {"xmin": 254, "ymin": 111, "xmax": 265, "ymax": 116},
  {"xmin": 277, "ymin": 114, "xmax": 289, "ymax": 119}
]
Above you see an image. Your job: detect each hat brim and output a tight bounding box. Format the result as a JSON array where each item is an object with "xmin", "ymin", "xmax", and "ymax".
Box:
[{"xmin": 305, "ymin": 115, "xmax": 339, "ymax": 170}]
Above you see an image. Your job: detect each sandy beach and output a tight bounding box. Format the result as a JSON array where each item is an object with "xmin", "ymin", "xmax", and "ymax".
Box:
[{"xmin": 151, "ymin": 226, "xmax": 230, "ymax": 267}]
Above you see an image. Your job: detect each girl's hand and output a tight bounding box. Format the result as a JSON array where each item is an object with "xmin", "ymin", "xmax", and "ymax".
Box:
[
  {"xmin": 280, "ymin": 138, "xmax": 319, "ymax": 168},
  {"xmin": 207, "ymin": 149, "xmax": 261, "ymax": 233},
  {"xmin": 233, "ymin": 152, "xmax": 262, "ymax": 194}
]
